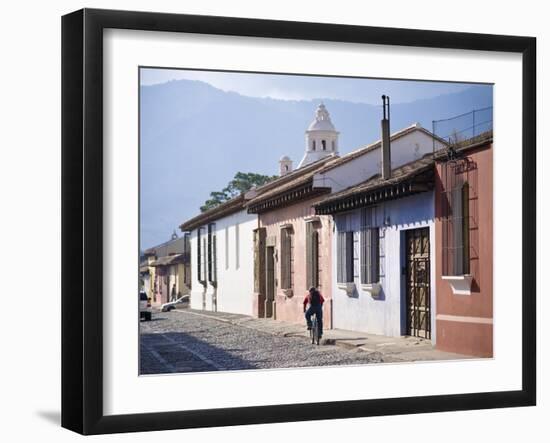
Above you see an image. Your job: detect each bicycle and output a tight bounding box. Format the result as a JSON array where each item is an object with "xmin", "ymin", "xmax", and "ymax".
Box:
[{"xmin": 310, "ymin": 313, "xmax": 320, "ymax": 345}]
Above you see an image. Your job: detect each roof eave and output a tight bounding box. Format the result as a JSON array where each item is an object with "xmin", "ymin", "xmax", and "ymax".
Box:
[{"xmin": 314, "ymin": 165, "xmax": 435, "ymax": 215}]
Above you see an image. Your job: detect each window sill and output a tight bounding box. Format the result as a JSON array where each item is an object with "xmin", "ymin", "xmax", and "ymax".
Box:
[
  {"xmin": 304, "ymin": 215, "xmax": 320, "ymax": 223},
  {"xmin": 337, "ymin": 282, "xmax": 355, "ymax": 296},
  {"xmin": 361, "ymin": 282, "xmax": 382, "ymax": 298},
  {"xmin": 442, "ymin": 275, "xmax": 473, "ymax": 295}
]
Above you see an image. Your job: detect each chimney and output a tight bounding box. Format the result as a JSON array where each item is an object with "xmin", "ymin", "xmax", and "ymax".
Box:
[
  {"xmin": 279, "ymin": 156, "xmax": 293, "ymax": 176},
  {"xmin": 381, "ymin": 95, "xmax": 391, "ymax": 180}
]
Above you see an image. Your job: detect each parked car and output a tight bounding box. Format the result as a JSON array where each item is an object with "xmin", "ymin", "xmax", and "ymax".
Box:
[
  {"xmin": 140, "ymin": 291, "xmax": 152, "ymax": 321},
  {"xmin": 161, "ymin": 294, "xmax": 190, "ymax": 312}
]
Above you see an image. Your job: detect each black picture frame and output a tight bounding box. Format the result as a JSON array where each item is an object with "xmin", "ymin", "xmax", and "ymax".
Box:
[{"xmin": 61, "ymin": 8, "xmax": 536, "ymax": 435}]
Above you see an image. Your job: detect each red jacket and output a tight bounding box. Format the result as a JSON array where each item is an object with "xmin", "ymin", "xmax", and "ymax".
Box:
[{"xmin": 303, "ymin": 291, "xmax": 325, "ymax": 309}]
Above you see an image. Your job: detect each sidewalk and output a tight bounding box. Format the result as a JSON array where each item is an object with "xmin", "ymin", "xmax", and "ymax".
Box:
[{"xmin": 175, "ymin": 308, "xmax": 472, "ymax": 363}]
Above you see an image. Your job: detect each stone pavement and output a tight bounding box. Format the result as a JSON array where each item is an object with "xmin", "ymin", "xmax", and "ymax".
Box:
[
  {"xmin": 178, "ymin": 308, "xmax": 471, "ymax": 363},
  {"xmin": 140, "ymin": 309, "xmax": 386, "ymax": 374}
]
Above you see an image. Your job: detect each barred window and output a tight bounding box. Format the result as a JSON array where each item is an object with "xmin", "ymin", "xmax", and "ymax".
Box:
[
  {"xmin": 207, "ymin": 223, "xmax": 217, "ymax": 283},
  {"xmin": 441, "ymin": 159, "xmax": 476, "ymax": 276},
  {"xmin": 306, "ymin": 222, "xmax": 320, "ymax": 289},
  {"xmin": 198, "ymin": 227, "xmax": 207, "ymax": 283},
  {"xmin": 447, "ymin": 182, "xmax": 470, "ymax": 275},
  {"xmin": 337, "ymin": 231, "xmax": 354, "ymax": 283},
  {"xmin": 360, "ymin": 208, "xmax": 380, "ymax": 284},
  {"xmin": 280, "ymin": 227, "xmax": 294, "ymax": 289}
]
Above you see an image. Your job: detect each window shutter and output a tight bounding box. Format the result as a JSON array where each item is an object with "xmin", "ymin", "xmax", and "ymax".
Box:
[
  {"xmin": 462, "ymin": 183, "xmax": 470, "ymax": 275},
  {"xmin": 363, "ymin": 227, "xmax": 371, "ymax": 284},
  {"xmin": 212, "ymin": 230, "xmax": 217, "ymax": 283},
  {"xmin": 312, "ymin": 230, "xmax": 319, "ymax": 288},
  {"xmin": 201, "ymin": 237, "xmax": 207, "ymax": 282},
  {"xmin": 197, "ymin": 229, "xmax": 202, "ymax": 282},
  {"xmin": 280, "ymin": 230, "xmax": 286, "ymax": 289},
  {"xmin": 360, "ymin": 228, "xmax": 366, "ymax": 284},
  {"xmin": 346, "ymin": 231, "xmax": 354, "ymax": 283},
  {"xmin": 370, "ymin": 228, "xmax": 380, "ymax": 283},
  {"xmin": 207, "ymin": 224, "xmax": 212, "ymax": 281},
  {"xmin": 281, "ymin": 228, "xmax": 293, "ymax": 290},
  {"xmin": 306, "ymin": 223, "xmax": 319, "ymax": 289},
  {"xmin": 337, "ymin": 231, "xmax": 354, "ymax": 283},
  {"xmin": 306, "ymin": 222, "xmax": 312, "ymax": 288},
  {"xmin": 337, "ymin": 231, "xmax": 344, "ymax": 283},
  {"xmin": 360, "ymin": 208, "xmax": 379, "ymax": 284},
  {"xmin": 451, "ymin": 185, "xmax": 464, "ymax": 275}
]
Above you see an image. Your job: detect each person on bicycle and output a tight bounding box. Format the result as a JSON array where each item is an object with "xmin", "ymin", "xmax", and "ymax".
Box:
[{"xmin": 303, "ymin": 287, "xmax": 324, "ymax": 338}]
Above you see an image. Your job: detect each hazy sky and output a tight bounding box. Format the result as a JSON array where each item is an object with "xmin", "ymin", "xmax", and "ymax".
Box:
[
  {"xmin": 139, "ymin": 68, "xmax": 492, "ymax": 248},
  {"xmin": 140, "ymin": 68, "xmax": 484, "ymax": 105}
]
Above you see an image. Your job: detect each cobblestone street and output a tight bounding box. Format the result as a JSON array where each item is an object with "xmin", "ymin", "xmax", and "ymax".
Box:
[{"xmin": 140, "ymin": 309, "xmax": 384, "ymax": 374}]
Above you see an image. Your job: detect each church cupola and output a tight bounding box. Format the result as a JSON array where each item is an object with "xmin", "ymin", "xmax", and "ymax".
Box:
[
  {"xmin": 279, "ymin": 155, "xmax": 293, "ymax": 176},
  {"xmin": 298, "ymin": 103, "xmax": 339, "ymax": 168}
]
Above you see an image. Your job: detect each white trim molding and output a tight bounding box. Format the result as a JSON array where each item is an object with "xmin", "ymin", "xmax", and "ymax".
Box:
[{"xmin": 436, "ymin": 314, "xmax": 493, "ymax": 325}]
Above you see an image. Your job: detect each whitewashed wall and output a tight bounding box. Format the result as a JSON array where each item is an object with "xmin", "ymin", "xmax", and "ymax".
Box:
[
  {"xmin": 331, "ymin": 191, "xmax": 436, "ymax": 338},
  {"xmin": 213, "ymin": 210, "xmax": 257, "ymax": 315},
  {"xmin": 188, "ymin": 210, "xmax": 257, "ymax": 315},
  {"xmin": 313, "ymin": 127, "xmax": 445, "ymax": 193},
  {"xmin": 189, "ymin": 229, "xmax": 205, "ymax": 310}
]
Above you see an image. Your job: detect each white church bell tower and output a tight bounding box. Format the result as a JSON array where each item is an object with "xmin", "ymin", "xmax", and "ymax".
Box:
[{"xmin": 298, "ymin": 103, "xmax": 339, "ymax": 168}]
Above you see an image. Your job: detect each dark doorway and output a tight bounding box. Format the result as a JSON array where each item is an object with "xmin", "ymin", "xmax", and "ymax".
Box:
[
  {"xmin": 405, "ymin": 228, "xmax": 431, "ymax": 339},
  {"xmin": 265, "ymin": 246, "xmax": 275, "ymax": 318}
]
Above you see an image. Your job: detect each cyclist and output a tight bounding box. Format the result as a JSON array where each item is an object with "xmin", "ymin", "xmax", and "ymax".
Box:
[{"xmin": 303, "ymin": 287, "xmax": 325, "ymax": 338}]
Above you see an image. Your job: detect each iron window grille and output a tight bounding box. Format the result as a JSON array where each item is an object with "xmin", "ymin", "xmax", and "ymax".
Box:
[
  {"xmin": 207, "ymin": 223, "xmax": 217, "ymax": 284},
  {"xmin": 197, "ymin": 227, "xmax": 206, "ymax": 283},
  {"xmin": 337, "ymin": 231, "xmax": 354, "ymax": 283},
  {"xmin": 360, "ymin": 207, "xmax": 380, "ymax": 284},
  {"xmin": 280, "ymin": 227, "xmax": 294, "ymax": 290},
  {"xmin": 306, "ymin": 221, "xmax": 320, "ymax": 289},
  {"xmin": 440, "ymin": 158, "xmax": 478, "ymax": 276}
]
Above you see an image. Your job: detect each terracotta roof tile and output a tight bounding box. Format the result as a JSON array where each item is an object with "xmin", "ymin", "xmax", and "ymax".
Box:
[{"xmin": 179, "ymin": 194, "xmax": 246, "ymax": 231}]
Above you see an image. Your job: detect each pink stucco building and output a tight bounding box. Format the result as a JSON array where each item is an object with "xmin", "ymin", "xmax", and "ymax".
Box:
[{"xmin": 247, "ymin": 157, "xmax": 335, "ymax": 327}]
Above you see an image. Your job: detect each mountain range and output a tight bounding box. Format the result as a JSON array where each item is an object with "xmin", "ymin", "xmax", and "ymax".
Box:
[{"xmin": 140, "ymin": 79, "xmax": 492, "ymax": 249}]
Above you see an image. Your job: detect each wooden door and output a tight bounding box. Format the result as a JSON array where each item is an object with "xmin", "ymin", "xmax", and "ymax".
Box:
[
  {"xmin": 265, "ymin": 246, "xmax": 275, "ymax": 318},
  {"xmin": 405, "ymin": 228, "xmax": 431, "ymax": 339},
  {"xmin": 253, "ymin": 228, "xmax": 267, "ymax": 317}
]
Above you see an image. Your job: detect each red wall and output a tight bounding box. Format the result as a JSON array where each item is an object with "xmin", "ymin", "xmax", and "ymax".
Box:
[{"xmin": 435, "ymin": 143, "xmax": 493, "ymax": 357}]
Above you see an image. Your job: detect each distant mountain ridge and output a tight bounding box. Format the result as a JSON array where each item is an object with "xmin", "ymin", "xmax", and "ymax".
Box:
[{"xmin": 140, "ymin": 79, "xmax": 492, "ymax": 248}]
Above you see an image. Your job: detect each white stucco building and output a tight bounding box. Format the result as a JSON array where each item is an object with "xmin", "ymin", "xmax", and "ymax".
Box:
[
  {"xmin": 319, "ymin": 185, "xmax": 436, "ymax": 338},
  {"xmin": 180, "ymin": 195, "xmax": 257, "ymax": 316},
  {"xmin": 312, "ymin": 122, "xmax": 446, "ymax": 192},
  {"xmin": 313, "ymin": 124, "xmax": 446, "ymax": 339}
]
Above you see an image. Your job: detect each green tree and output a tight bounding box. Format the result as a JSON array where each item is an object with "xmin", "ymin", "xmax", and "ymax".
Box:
[{"xmin": 200, "ymin": 172, "xmax": 278, "ymax": 212}]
